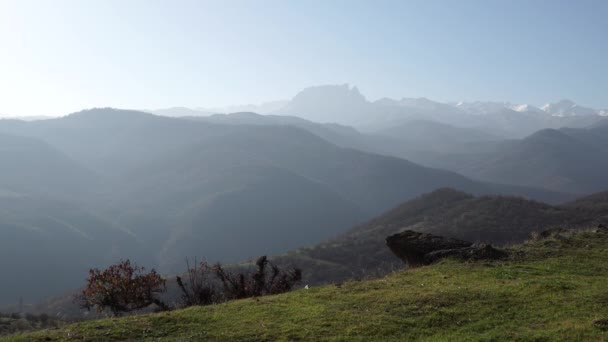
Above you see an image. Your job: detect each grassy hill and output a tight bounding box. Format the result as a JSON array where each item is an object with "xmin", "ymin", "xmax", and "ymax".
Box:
[{"xmin": 5, "ymin": 228, "xmax": 608, "ymax": 341}]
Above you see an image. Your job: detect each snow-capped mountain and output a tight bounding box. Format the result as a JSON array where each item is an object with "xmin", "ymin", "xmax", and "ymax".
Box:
[
  {"xmin": 454, "ymin": 99, "xmax": 602, "ymax": 117},
  {"xmin": 541, "ymin": 99, "xmax": 597, "ymax": 117},
  {"xmin": 147, "ymin": 85, "xmax": 606, "ymax": 137},
  {"xmin": 511, "ymin": 104, "xmax": 544, "ymax": 113}
]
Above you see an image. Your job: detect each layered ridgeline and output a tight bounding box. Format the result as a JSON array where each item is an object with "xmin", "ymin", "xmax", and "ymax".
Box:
[
  {"xmin": 169, "ymin": 93, "xmax": 608, "ymax": 196},
  {"xmin": 274, "ymin": 188, "xmax": 608, "ymax": 285},
  {"xmin": 274, "ymin": 85, "xmax": 607, "ymax": 136},
  {"xmin": 0, "ymin": 109, "xmax": 571, "ymax": 306},
  {"xmin": 269, "ymin": 85, "xmax": 608, "ymax": 194},
  {"xmin": 0, "ymin": 132, "xmax": 135, "ymax": 307},
  {"xmin": 181, "ymin": 110, "xmax": 608, "ymax": 196},
  {"xmin": 7, "ymin": 228, "xmax": 608, "ymax": 341},
  {"xmin": 153, "ymin": 86, "xmax": 608, "ymax": 195},
  {"xmin": 0, "ymin": 133, "xmax": 101, "ymax": 199},
  {"xmin": 10, "ymin": 188, "xmax": 607, "ymax": 320},
  {"xmin": 426, "ymin": 124, "xmax": 608, "ymax": 194}
]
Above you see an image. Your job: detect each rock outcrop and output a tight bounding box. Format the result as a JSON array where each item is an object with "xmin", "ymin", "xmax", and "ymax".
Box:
[
  {"xmin": 423, "ymin": 243, "xmax": 508, "ymax": 264},
  {"xmin": 386, "ymin": 230, "xmax": 507, "ymax": 267}
]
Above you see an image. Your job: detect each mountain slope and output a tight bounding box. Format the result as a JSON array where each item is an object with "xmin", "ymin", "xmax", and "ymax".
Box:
[
  {"xmin": 110, "ymin": 123, "xmax": 506, "ymax": 270},
  {"xmin": 431, "ymin": 125, "xmax": 608, "ymax": 194},
  {"xmin": 0, "ymin": 133, "xmax": 129, "ymax": 306},
  {"xmin": 377, "ymin": 120, "xmax": 500, "ymax": 145},
  {"xmin": 152, "ymin": 165, "xmax": 367, "ymax": 270},
  {"xmin": 0, "ymin": 132, "xmax": 100, "ymax": 199},
  {"xmin": 474, "ymin": 129, "xmax": 608, "ymax": 193},
  {"xmin": 0, "ymin": 196, "xmax": 135, "ymax": 306},
  {"xmin": 0, "ymin": 109, "xmax": 245, "ymax": 177},
  {"xmin": 275, "ymin": 188, "xmax": 608, "ymax": 285},
  {"xmin": 8, "ymin": 229, "xmax": 608, "ymax": 341}
]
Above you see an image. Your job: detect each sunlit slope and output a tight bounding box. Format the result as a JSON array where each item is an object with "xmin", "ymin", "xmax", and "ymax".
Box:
[{"xmin": 7, "ymin": 228, "xmax": 608, "ymax": 341}]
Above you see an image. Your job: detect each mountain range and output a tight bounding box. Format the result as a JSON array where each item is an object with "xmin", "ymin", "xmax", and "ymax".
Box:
[
  {"xmin": 1, "ymin": 85, "xmax": 607, "ymax": 308},
  {"xmin": 0, "ymin": 107, "xmax": 574, "ymax": 306},
  {"xmin": 173, "ymin": 104, "xmax": 608, "ymax": 195},
  {"xmin": 152, "ymin": 85, "xmax": 608, "ymax": 138},
  {"xmin": 424, "ymin": 124, "xmax": 608, "ymax": 194}
]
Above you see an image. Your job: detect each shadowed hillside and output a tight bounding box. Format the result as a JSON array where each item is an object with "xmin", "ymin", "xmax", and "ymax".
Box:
[
  {"xmin": 275, "ymin": 188, "xmax": 608, "ymax": 285},
  {"xmin": 0, "ymin": 132, "xmax": 100, "ymax": 199},
  {"xmin": 0, "ymin": 197, "xmax": 135, "ymax": 306},
  {"xmin": 428, "ymin": 125, "xmax": 608, "ymax": 194}
]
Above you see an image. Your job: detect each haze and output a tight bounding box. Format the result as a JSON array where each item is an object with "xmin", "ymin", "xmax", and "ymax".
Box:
[
  {"xmin": 2, "ymin": 1, "xmax": 608, "ymax": 339},
  {"xmin": 0, "ymin": 0, "xmax": 606, "ymax": 117}
]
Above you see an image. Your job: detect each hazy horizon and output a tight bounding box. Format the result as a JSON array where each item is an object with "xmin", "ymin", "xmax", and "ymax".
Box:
[
  {"xmin": 1, "ymin": 0, "xmax": 606, "ymax": 117},
  {"xmin": 0, "ymin": 84, "xmax": 605, "ymax": 119}
]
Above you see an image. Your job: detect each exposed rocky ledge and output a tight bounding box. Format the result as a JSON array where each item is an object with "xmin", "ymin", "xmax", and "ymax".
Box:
[{"xmin": 386, "ymin": 230, "xmax": 507, "ymax": 267}]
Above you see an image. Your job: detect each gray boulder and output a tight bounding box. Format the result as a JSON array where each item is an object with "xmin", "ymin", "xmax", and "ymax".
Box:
[
  {"xmin": 386, "ymin": 230, "xmax": 507, "ymax": 267},
  {"xmin": 386, "ymin": 230, "xmax": 472, "ymax": 267}
]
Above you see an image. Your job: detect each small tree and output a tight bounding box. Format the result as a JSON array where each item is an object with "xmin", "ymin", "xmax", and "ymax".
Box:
[
  {"xmin": 214, "ymin": 256, "xmax": 302, "ymax": 300},
  {"xmin": 78, "ymin": 260, "xmax": 166, "ymax": 316}
]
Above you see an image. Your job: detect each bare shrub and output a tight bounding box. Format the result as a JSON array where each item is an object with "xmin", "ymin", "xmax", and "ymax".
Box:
[
  {"xmin": 213, "ymin": 256, "xmax": 302, "ymax": 300},
  {"xmin": 176, "ymin": 258, "xmax": 221, "ymax": 307}
]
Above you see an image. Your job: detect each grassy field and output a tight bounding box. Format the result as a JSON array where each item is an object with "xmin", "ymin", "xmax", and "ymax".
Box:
[{"xmin": 5, "ymin": 228, "xmax": 608, "ymax": 341}]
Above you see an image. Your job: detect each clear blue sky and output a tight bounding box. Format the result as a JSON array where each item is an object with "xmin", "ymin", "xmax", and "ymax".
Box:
[{"xmin": 0, "ymin": 0, "xmax": 606, "ymax": 116}]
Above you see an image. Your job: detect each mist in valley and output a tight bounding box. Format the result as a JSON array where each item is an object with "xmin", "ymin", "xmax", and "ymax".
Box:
[{"xmin": 0, "ymin": 1, "xmax": 607, "ymax": 339}]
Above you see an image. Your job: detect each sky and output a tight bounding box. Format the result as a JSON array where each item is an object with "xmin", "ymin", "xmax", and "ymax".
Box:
[{"xmin": 0, "ymin": 0, "xmax": 606, "ymax": 117}]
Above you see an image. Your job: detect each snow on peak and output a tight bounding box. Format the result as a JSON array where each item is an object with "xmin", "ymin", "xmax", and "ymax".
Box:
[
  {"xmin": 511, "ymin": 104, "xmax": 543, "ymax": 113},
  {"xmin": 542, "ymin": 100, "xmax": 597, "ymax": 117}
]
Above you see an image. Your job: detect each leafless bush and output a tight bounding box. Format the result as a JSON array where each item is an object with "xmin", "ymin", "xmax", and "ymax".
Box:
[
  {"xmin": 176, "ymin": 258, "xmax": 221, "ymax": 307},
  {"xmin": 213, "ymin": 256, "xmax": 302, "ymax": 300}
]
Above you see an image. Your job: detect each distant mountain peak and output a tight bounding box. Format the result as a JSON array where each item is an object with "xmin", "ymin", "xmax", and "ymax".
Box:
[
  {"xmin": 542, "ymin": 99, "xmax": 597, "ymax": 117},
  {"xmin": 511, "ymin": 104, "xmax": 543, "ymax": 113},
  {"xmin": 290, "ymin": 84, "xmax": 367, "ymax": 103},
  {"xmin": 277, "ymin": 84, "xmax": 371, "ymax": 124},
  {"xmin": 541, "ymin": 99, "xmax": 573, "ymax": 111}
]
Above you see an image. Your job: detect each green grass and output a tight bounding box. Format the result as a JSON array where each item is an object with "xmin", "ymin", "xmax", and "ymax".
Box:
[{"xmin": 6, "ymin": 229, "xmax": 608, "ymax": 341}]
